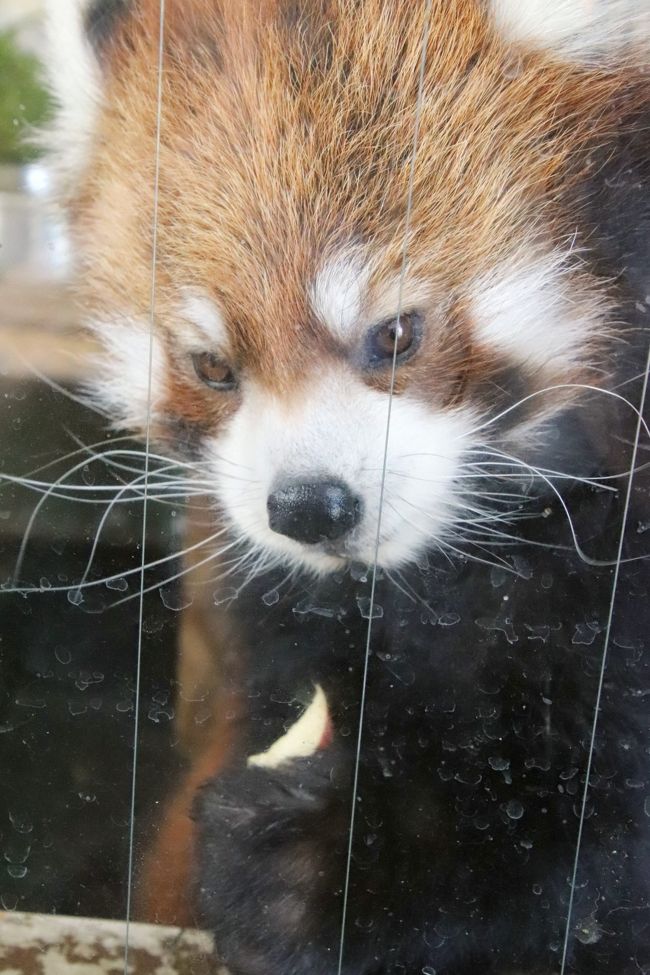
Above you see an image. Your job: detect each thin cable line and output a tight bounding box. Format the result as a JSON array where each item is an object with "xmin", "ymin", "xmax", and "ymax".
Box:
[
  {"xmin": 123, "ymin": 2, "xmax": 166, "ymax": 970},
  {"xmin": 559, "ymin": 339, "xmax": 650, "ymax": 975},
  {"xmin": 335, "ymin": 4, "xmax": 432, "ymax": 972}
]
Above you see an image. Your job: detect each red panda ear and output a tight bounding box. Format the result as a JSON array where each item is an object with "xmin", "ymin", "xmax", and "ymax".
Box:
[
  {"xmin": 490, "ymin": 0, "xmax": 650, "ymax": 66},
  {"xmin": 43, "ymin": 0, "xmax": 140, "ymax": 196},
  {"xmin": 84, "ymin": 0, "xmax": 132, "ymax": 57},
  {"xmin": 43, "ymin": 1, "xmax": 105, "ymax": 194}
]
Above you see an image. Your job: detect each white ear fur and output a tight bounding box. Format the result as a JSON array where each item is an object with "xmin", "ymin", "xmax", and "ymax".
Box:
[
  {"xmin": 490, "ymin": 0, "xmax": 650, "ymax": 65},
  {"xmin": 43, "ymin": 0, "xmax": 102, "ymax": 192}
]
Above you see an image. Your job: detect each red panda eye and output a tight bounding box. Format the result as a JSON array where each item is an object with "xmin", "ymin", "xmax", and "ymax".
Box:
[
  {"xmin": 192, "ymin": 352, "xmax": 238, "ymax": 390},
  {"xmin": 365, "ymin": 313, "xmax": 421, "ymax": 368}
]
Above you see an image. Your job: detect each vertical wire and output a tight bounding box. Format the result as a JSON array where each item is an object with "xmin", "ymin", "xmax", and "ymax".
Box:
[
  {"xmin": 123, "ymin": 1, "xmax": 166, "ymax": 970},
  {"xmin": 335, "ymin": 3, "xmax": 433, "ymax": 972},
  {"xmin": 559, "ymin": 338, "xmax": 650, "ymax": 975}
]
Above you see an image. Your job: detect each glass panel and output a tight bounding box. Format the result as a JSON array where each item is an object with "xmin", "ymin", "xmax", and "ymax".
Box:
[
  {"xmin": 0, "ymin": 3, "xmax": 649, "ymax": 975},
  {"xmin": 0, "ymin": 2, "xmax": 179, "ymax": 926}
]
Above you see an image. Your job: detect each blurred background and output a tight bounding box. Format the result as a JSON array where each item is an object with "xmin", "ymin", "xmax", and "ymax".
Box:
[
  {"xmin": 0, "ymin": 0, "xmax": 188, "ymax": 933},
  {"xmin": 0, "ymin": 0, "xmax": 84, "ymax": 379}
]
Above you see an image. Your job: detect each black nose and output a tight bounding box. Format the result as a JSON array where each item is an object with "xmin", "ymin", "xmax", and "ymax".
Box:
[{"xmin": 267, "ymin": 478, "xmax": 363, "ymax": 545}]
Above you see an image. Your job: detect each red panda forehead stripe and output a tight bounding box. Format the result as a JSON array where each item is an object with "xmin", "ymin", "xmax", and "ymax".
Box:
[
  {"xmin": 178, "ymin": 291, "xmax": 230, "ymax": 352},
  {"xmin": 310, "ymin": 254, "xmax": 371, "ymax": 341}
]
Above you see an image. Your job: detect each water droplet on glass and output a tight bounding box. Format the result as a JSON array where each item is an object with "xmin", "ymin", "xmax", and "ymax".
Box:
[
  {"xmin": 160, "ymin": 586, "xmax": 193, "ymax": 611},
  {"xmin": 213, "ymin": 587, "xmax": 238, "ymax": 606},
  {"xmin": 489, "ymin": 566, "xmax": 508, "ymax": 589},
  {"xmin": 142, "ymin": 616, "xmax": 164, "ymax": 635},
  {"xmin": 55, "ymin": 647, "xmax": 72, "ymax": 665},
  {"xmin": 476, "ymin": 616, "xmax": 517, "ymax": 644},
  {"xmin": 39, "ymin": 577, "xmax": 51, "ymax": 591},
  {"xmin": 81, "ymin": 464, "xmax": 95, "ymax": 486},
  {"xmin": 4, "ymin": 841, "xmax": 31, "ymax": 864},
  {"xmin": 643, "ymin": 797, "xmax": 650, "ymax": 817},
  {"xmin": 106, "ymin": 577, "xmax": 128, "ymax": 592},
  {"xmin": 512, "ymin": 555, "xmax": 533, "ymax": 579},
  {"xmin": 356, "ymin": 597, "xmax": 383, "ymax": 620},
  {"xmin": 148, "ymin": 704, "xmax": 174, "ymax": 724},
  {"xmin": 524, "ymin": 623, "xmax": 551, "ymax": 643},
  {"xmin": 7, "ymin": 865, "xmax": 27, "ymax": 879},
  {"xmin": 575, "ymin": 918, "xmax": 602, "ymax": 945},
  {"xmin": 532, "ymin": 883, "xmax": 543, "ymax": 895},
  {"xmin": 354, "ymin": 917, "xmax": 374, "ymax": 931},
  {"xmin": 292, "ymin": 598, "xmax": 338, "ymax": 619},
  {"xmin": 9, "ymin": 812, "xmax": 33, "ymax": 834},
  {"xmin": 438, "ymin": 613, "xmax": 460, "ymax": 627},
  {"xmin": 262, "ymin": 588, "xmax": 280, "ymax": 606},
  {"xmin": 488, "ymin": 756, "xmax": 510, "ymax": 771},
  {"xmin": 15, "ymin": 694, "xmax": 45, "ymax": 710},
  {"xmin": 422, "ymin": 967, "xmax": 437, "ymax": 975},
  {"xmin": 572, "ymin": 622, "xmax": 600, "ymax": 646},
  {"xmin": 505, "ymin": 799, "xmax": 524, "ymax": 820},
  {"xmin": 67, "ymin": 588, "xmax": 83, "ymax": 607},
  {"xmin": 525, "ymin": 757, "xmax": 551, "ymax": 772}
]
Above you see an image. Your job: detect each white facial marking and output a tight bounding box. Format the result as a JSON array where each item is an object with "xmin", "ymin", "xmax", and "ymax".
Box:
[
  {"xmin": 43, "ymin": 0, "xmax": 102, "ymax": 190},
  {"xmin": 89, "ymin": 318, "xmax": 166, "ymax": 429},
  {"xmin": 210, "ymin": 369, "xmax": 474, "ymax": 573},
  {"xmin": 369, "ymin": 275, "xmax": 437, "ymax": 327},
  {"xmin": 490, "ymin": 0, "xmax": 650, "ymax": 63},
  {"xmin": 311, "ymin": 255, "xmax": 370, "ymax": 341},
  {"xmin": 311, "ymin": 256, "xmax": 436, "ymax": 345},
  {"xmin": 471, "ymin": 251, "xmax": 604, "ymax": 370},
  {"xmin": 247, "ymin": 685, "xmax": 331, "ymax": 769},
  {"xmin": 179, "ymin": 290, "xmax": 230, "ymax": 351}
]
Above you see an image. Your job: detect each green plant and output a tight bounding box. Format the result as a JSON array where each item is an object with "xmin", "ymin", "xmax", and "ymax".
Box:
[{"xmin": 0, "ymin": 29, "xmax": 50, "ymax": 164}]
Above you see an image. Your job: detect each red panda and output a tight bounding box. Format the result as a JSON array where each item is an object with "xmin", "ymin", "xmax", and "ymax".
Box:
[
  {"xmin": 43, "ymin": 2, "xmax": 650, "ymax": 974},
  {"xmin": 45, "ymin": 0, "xmax": 649, "ymax": 575}
]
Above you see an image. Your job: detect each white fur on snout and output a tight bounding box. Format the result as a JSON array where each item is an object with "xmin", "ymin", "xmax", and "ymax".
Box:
[
  {"xmin": 247, "ymin": 685, "xmax": 330, "ymax": 769},
  {"xmin": 210, "ymin": 369, "xmax": 474, "ymax": 573}
]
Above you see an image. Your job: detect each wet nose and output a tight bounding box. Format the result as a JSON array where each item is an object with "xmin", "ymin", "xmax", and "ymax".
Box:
[{"xmin": 267, "ymin": 478, "xmax": 363, "ymax": 545}]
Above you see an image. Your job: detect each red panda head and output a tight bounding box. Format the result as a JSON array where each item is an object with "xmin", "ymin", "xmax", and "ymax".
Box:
[{"xmin": 46, "ymin": 0, "xmax": 649, "ymax": 573}]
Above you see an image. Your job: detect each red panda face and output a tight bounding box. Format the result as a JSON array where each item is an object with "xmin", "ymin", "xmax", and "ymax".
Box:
[{"xmin": 47, "ymin": 0, "xmax": 647, "ymax": 573}]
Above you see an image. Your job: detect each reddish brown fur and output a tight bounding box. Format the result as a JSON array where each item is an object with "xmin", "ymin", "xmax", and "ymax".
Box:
[
  {"xmin": 136, "ymin": 731, "xmax": 232, "ymax": 927},
  {"xmin": 66, "ymin": 0, "xmax": 646, "ymax": 436},
  {"xmin": 65, "ymin": 0, "xmax": 649, "ymax": 934}
]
